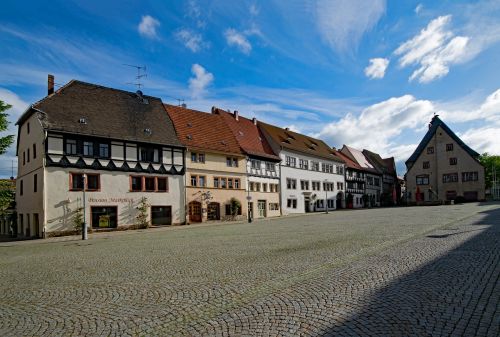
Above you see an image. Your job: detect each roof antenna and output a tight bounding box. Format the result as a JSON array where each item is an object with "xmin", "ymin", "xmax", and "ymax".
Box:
[
  {"xmin": 177, "ymin": 98, "xmax": 186, "ymax": 108},
  {"xmin": 123, "ymin": 64, "xmax": 147, "ymax": 90}
]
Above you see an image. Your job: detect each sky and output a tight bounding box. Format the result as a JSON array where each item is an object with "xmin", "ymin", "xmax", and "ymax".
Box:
[{"xmin": 1, "ymin": 0, "xmax": 500, "ymax": 177}]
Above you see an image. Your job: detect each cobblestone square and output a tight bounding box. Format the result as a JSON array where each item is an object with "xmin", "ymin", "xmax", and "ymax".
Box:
[{"xmin": 1, "ymin": 203, "xmax": 499, "ymax": 336}]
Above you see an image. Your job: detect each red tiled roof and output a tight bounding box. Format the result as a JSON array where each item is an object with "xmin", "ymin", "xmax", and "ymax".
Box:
[
  {"xmin": 164, "ymin": 104, "xmax": 243, "ymax": 155},
  {"xmin": 216, "ymin": 109, "xmax": 280, "ymax": 161},
  {"xmin": 334, "ymin": 150, "xmax": 362, "ymax": 170}
]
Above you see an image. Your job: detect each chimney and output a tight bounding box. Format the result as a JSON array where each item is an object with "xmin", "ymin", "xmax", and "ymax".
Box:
[
  {"xmin": 181, "ymin": 103, "xmax": 187, "ymax": 108},
  {"xmin": 234, "ymin": 110, "xmax": 239, "ymax": 121},
  {"xmin": 211, "ymin": 106, "xmax": 216, "ymax": 114},
  {"xmin": 47, "ymin": 74, "xmax": 54, "ymax": 95},
  {"xmin": 252, "ymin": 117, "xmax": 257, "ymax": 125},
  {"xmin": 285, "ymin": 127, "xmax": 289, "ymax": 131}
]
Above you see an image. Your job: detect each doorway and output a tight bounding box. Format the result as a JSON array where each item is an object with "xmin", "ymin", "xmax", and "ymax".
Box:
[
  {"xmin": 304, "ymin": 197, "xmax": 310, "ymax": 212},
  {"xmin": 257, "ymin": 200, "xmax": 266, "ymax": 218},
  {"xmin": 189, "ymin": 201, "xmax": 202, "ymax": 222},
  {"xmin": 151, "ymin": 206, "xmax": 172, "ymax": 226}
]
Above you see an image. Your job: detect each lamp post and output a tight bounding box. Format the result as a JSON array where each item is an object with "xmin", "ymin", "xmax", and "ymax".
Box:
[
  {"xmin": 82, "ymin": 174, "xmax": 88, "ymax": 240},
  {"xmin": 324, "ymin": 179, "xmax": 329, "ymax": 214}
]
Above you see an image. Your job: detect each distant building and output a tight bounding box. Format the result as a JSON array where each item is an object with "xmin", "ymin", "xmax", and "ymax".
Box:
[
  {"xmin": 216, "ymin": 109, "xmax": 281, "ymax": 219},
  {"xmin": 166, "ymin": 105, "xmax": 248, "ymax": 223},
  {"xmin": 15, "ymin": 77, "xmax": 185, "ymax": 238},
  {"xmin": 405, "ymin": 116, "xmax": 485, "ymax": 203},
  {"xmin": 335, "ymin": 150, "xmax": 365, "ymax": 209},
  {"xmin": 363, "ymin": 150, "xmax": 399, "ymax": 205},
  {"xmin": 259, "ymin": 122, "xmax": 345, "ymax": 214}
]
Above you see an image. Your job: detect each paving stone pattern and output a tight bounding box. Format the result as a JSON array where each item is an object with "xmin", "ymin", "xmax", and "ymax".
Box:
[{"xmin": 0, "ymin": 203, "xmax": 498, "ymax": 336}]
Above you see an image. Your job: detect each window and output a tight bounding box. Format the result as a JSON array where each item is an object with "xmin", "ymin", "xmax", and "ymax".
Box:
[
  {"xmin": 286, "ymin": 178, "xmax": 297, "ymax": 189},
  {"xmin": 198, "ymin": 176, "xmax": 206, "ymax": 187},
  {"xmin": 266, "ymin": 162, "xmax": 276, "ymax": 171},
  {"xmin": 299, "ymin": 159, "xmax": 309, "ymax": 170},
  {"xmin": 262, "ymin": 183, "xmax": 267, "ymax": 192},
  {"xmin": 214, "ymin": 177, "xmax": 219, "ymax": 188},
  {"xmin": 33, "ymin": 174, "xmax": 37, "ymax": 193},
  {"xmin": 91, "ymin": 206, "xmax": 117, "ymax": 228},
  {"xmin": 300, "ymin": 180, "xmax": 309, "ymax": 190},
  {"xmin": 427, "ymin": 146, "xmax": 434, "ymax": 154},
  {"xmin": 228, "ymin": 178, "xmax": 234, "ymax": 189},
  {"xmin": 20, "ymin": 180, "xmax": 23, "ymax": 195},
  {"xmin": 86, "ymin": 174, "xmax": 100, "ymax": 191},
  {"xmin": 131, "ymin": 176, "xmax": 143, "ymax": 191},
  {"xmin": 144, "ymin": 177, "xmax": 156, "ymax": 191},
  {"xmin": 191, "ymin": 175, "xmax": 197, "ymax": 187},
  {"xmin": 27, "ymin": 148, "xmax": 30, "ymax": 162},
  {"xmin": 191, "ymin": 152, "xmax": 205, "ymax": 163},
  {"xmin": 337, "ymin": 182, "xmax": 344, "ymax": 190},
  {"xmin": 249, "ymin": 182, "xmax": 254, "ymax": 191},
  {"xmin": 367, "ymin": 176, "xmax": 374, "ymax": 185},
  {"xmin": 226, "ymin": 157, "xmax": 238, "ymax": 167},
  {"xmin": 312, "ymin": 181, "xmax": 321, "ymax": 191},
  {"xmin": 285, "ymin": 156, "xmax": 296, "ymax": 167},
  {"xmin": 130, "ymin": 176, "xmax": 167, "ymax": 192},
  {"xmin": 287, "ymin": 199, "xmax": 297, "ymax": 209},
  {"xmin": 83, "ymin": 141, "xmax": 94, "ymax": 156},
  {"xmin": 139, "ymin": 146, "xmax": 159, "ymax": 163},
  {"xmin": 374, "ymin": 178, "xmax": 380, "ymax": 186},
  {"xmin": 157, "ymin": 178, "xmax": 168, "ymax": 191},
  {"xmin": 336, "ymin": 166, "xmax": 344, "ymax": 175},
  {"xmin": 443, "ymin": 173, "xmax": 458, "ymax": 183},
  {"xmin": 27, "ymin": 122, "xmax": 30, "ymax": 134},
  {"xmin": 251, "ymin": 159, "xmax": 261, "ymax": 169},
  {"xmin": 23, "ymin": 151, "xmax": 25, "ymax": 165},
  {"xmin": 416, "ymin": 175, "xmax": 429, "ymax": 185},
  {"xmin": 234, "ymin": 179, "xmax": 240, "ymax": 189},
  {"xmin": 322, "ymin": 163, "xmax": 333, "ymax": 173},
  {"xmin": 66, "ymin": 139, "xmax": 77, "ymax": 155},
  {"xmin": 99, "ymin": 143, "xmax": 109, "ymax": 158},
  {"xmin": 269, "ymin": 203, "xmax": 279, "ymax": 211},
  {"xmin": 220, "ymin": 178, "xmax": 227, "ymax": 188},
  {"xmin": 33, "ymin": 144, "xmax": 37, "ymax": 159},
  {"xmin": 462, "ymin": 171, "xmax": 478, "ymax": 182},
  {"xmin": 255, "ymin": 182, "xmax": 260, "ymax": 191},
  {"xmin": 423, "ymin": 161, "xmax": 430, "ymax": 169},
  {"xmin": 449, "ymin": 158, "xmax": 457, "ymax": 165},
  {"xmin": 446, "ymin": 143, "xmax": 454, "ymax": 151},
  {"xmin": 311, "ymin": 161, "xmax": 320, "ymax": 171},
  {"xmin": 323, "ymin": 182, "xmax": 334, "ymax": 191},
  {"xmin": 70, "ymin": 173, "xmax": 85, "ymax": 190}
]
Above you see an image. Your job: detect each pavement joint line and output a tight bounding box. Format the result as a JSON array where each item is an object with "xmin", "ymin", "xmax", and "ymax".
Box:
[{"xmin": 152, "ymin": 205, "xmax": 497, "ymax": 333}]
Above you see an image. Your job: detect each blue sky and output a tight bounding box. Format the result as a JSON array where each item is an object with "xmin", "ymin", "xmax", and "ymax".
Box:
[{"xmin": 1, "ymin": 0, "xmax": 500, "ymax": 177}]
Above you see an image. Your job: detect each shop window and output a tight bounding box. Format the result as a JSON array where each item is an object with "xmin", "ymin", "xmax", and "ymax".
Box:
[{"xmin": 91, "ymin": 206, "xmax": 117, "ymax": 228}]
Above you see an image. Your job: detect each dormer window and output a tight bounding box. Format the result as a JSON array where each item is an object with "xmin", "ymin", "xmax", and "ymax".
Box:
[
  {"xmin": 78, "ymin": 117, "xmax": 87, "ymax": 124},
  {"xmin": 144, "ymin": 128, "xmax": 152, "ymax": 136}
]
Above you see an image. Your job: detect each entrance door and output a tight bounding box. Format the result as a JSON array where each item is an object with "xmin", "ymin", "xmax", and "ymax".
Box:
[
  {"xmin": 151, "ymin": 206, "xmax": 172, "ymax": 226},
  {"xmin": 189, "ymin": 201, "xmax": 202, "ymax": 222},
  {"xmin": 207, "ymin": 202, "xmax": 220, "ymax": 220},
  {"xmin": 248, "ymin": 202, "xmax": 254, "ymax": 220},
  {"xmin": 33, "ymin": 213, "xmax": 40, "ymax": 238},
  {"xmin": 304, "ymin": 197, "xmax": 310, "ymax": 212},
  {"xmin": 257, "ymin": 200, "xmax": 266, "ymax": 218}
]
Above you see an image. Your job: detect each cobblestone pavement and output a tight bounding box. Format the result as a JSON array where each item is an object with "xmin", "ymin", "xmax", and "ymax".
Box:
[{"xmin": 0, "ymin": 203, "xmax": 498, "ymax": 336}]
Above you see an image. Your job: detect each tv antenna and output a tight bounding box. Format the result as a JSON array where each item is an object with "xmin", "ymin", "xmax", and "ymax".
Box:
[
  {"xmin": 177, "ymin": 98, "xmax": 185, "ymax": 107},
  {"xmin": 124, "ymin": 64, "xmax": 147, "ymax": 90}
]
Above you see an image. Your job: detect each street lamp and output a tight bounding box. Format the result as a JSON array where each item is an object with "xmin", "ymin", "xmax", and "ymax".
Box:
[
  {"xmin": 324, "ymin": 179, "xmax": 329, "ymax": 214},
  {"xmin": 82, "ymin": 174, "xmax": 88, "ymax": 240}
]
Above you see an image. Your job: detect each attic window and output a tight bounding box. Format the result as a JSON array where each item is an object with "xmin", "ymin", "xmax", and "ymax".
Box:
[
  {"xmin": 221, "ymin": 140, "xmax": 227, "ymax": 146},
  {"xmin": 78, "ymin": 118, "xmax": 87, "ymax": 124},
  {"xmin": 285, "ymin": 132, "xmax": 295, "ymax": 140},
  {"xmin": 186, "ymin": 134, "xmax": 192, "ymax": 140},
  {"xmin": 187, "ymin": 123, "xmax": 192, "ymax": 127},
  {"xmin": 144, "ymin": 128, "xmax": 152, "ymax": 135},
  {"xmin": 238, "ymin": 131, "xmax": 244, "ymax": 136}
]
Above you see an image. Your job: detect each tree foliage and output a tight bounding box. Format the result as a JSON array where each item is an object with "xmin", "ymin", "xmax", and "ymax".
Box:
[
  {"xmin": 0, "ymin": 100, "xmax": 15, "ymax": 155},
  {"xmin": 478, "ymin": 153, "xmax": 500, "ymax": 189},
  {"xmin": 0, "ymin": 180, "xmax": 15, "ymax": 215}
]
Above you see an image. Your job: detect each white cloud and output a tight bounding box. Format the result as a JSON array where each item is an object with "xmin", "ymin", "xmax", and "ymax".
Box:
[
  {"xmin": 460, "ymin": 126, "xmax": 500, "ymax": 155},
  {"xmin": 415, "ymin": 4, "xmax": 423, "ymax": 15},
  {"xmin": 315, "ymin": 95, "xmax": 435, "ymax": 158},
  {"xmin": 315, "ymin": 0, "xmax": 386, "ymax": 53},
  {"xmin": 138, "ymin": 15, "xmax": 160, "ymax": 39},
  {"xmin": 188, "ymin": 64, "xmax": 214, "ymax": 98},
  {"xmin": 186, "ymin": 0, "xmax": 206, "ymax": 28},
  {"xmin": 395, "ymin": 15, "xmax": 469, "ymax": 83},
  {"xmin": 364, "ymin": 58, "xmax": 390, "ymax": 79},
  {"xmin": 224, "ymin": 28, "xmax": 252, "ymax": 54},
  {"xmin": 175, "ymin": 29, "xmax": 206, "ymax": 52}
]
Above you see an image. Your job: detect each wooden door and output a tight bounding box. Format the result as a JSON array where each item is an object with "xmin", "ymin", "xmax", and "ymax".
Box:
[{"xmin": 189, "ymin": 201, "xmax": 202, "ymax": 222}]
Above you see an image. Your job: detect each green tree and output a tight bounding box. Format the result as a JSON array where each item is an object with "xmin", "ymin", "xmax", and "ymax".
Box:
[
  {"xmin": 478, "ymin": 153, "xmax": 500, "ymax": 189},
  {"xmin": 0, "ymin": 100, "xmax": 15, "ymax": 155},
  {"xmin": 0, "ymin": 180, "xmax": 15, "ymax": 215}
]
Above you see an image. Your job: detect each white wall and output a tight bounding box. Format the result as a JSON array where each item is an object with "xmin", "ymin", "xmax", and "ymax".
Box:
[{"xmin": 44, "ymin": 167, "xmax": 185, "ymax": 233}]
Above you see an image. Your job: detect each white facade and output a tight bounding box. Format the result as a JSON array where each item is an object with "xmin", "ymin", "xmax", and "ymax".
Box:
[
  {"xmin": 246, "ymin": 158, "xmax": 281, "ymax": 218},
  {"xmin": 279, "ymin": 149, "xmax": 345, "ymax": 215}
]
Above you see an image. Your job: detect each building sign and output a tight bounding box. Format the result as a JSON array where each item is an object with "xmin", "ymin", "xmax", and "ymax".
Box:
[{"xmin": 88, "ymin": 197, "xmax": 134, "ymax": 203}]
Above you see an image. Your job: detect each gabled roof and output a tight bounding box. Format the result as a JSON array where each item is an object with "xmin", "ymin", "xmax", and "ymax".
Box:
[
  {"xmin": 165, "ymin": 104, "xmax": 243, "ymax": 156},
  {"xmin": 405, "ymin": 115, "xmax": 480, "ymax": 168},
  {"xmin": 17, "ymin": 80, "xmax": 182, "ymax": 147},
  {"xmin": 334, "ymin": 150, "xmax": 361, "ymax": 170},
  {"xmin": 215, "ymin": 109, "xmax": 281, "ymax": 161},
  {"xmin": 258, "ymin": 121, "xmax": 344, "ymax": 163},
  {"xmin": 341, "ymin": 145, "xmax": 381, "ymax": 174},
  {"xmin": 363, "ymin": 149, "xmax": 396, "ymax": 175}
]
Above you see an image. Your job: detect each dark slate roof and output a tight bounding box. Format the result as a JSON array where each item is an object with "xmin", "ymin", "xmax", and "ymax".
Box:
[
  {"xmin": 405, "ymin": 115, "xmax": 480, "ymax": 168},
  {"xmin": 363, "ymin": 150, "xmax": 396, "ymax": 175},
  {"xmin": 17, "ymin": 80, "xmax": 183, "ymax": 147}
]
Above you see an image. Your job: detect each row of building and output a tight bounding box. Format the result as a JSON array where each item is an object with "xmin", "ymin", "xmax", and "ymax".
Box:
[
  {"xmin": 7, "ymin": 77, "xmax": 406, "ymax": 238},
  {"xmin": 7, "ymin": 76, "xmax": 487, "ymax": 238}
]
